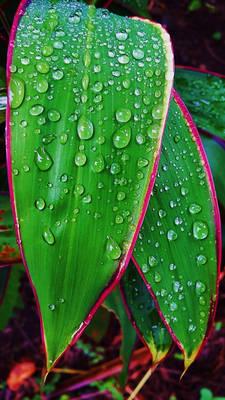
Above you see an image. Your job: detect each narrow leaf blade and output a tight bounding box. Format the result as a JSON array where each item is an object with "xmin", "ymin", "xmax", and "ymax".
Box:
[
  {"xmin": 132, "ymin": 91, "xmax": 221, "ymax": 371},
  {"xmin": 7, "ymin": 0, "xmax": 174, "ymax": 369}
]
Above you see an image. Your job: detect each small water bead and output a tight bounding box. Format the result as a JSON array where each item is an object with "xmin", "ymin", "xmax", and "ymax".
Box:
[
  {"xmin": 199, "ymin": 296, "xmax": 206, "ymax": 305},
  {"xmin": 34, "ymin": 147, "xmax": 53, "ymax": 171},
  {"xmin": 20, "ymin": 120, "xmax": 27, "ymax": 128},
  {"xmin": 13, "ymin": 168, "xmax": 19, "ymax": 176},
  {"xmin": 36, "ymin": 61, "xmax": 50, "ymax": 74},
  {"xmin": 38, "ymin": 117, "xmax": 46, "ymax": 126},
  {"xmin": 152, "ymin": 105, "xmax": 163, "ymax": 120},
  {"xmin": 147, "ymin": 124, "xmax": 159, "ymax": 139},
  {"xmin": 118, "ymin": 55, "xmax": 130, "ymax": 64},
  {"xmin": 77, "ymin": 116, "xmax": 94, "ymax": 140},
  {"xmin": 143, "ymin": 96, "xmax": 151, "ymax": 105},
  {"xmin": 196, "ymin": 254, "xmax": 207, "ymax": 266},
  {"xmin": 196, "ymin": 281, "xmax": 206, "ymax": 295},
  {"xmin": 57, "ymin": 297, "xmax": 65, "ymax": 303},
  {"xmin": 188, "ymin": 324, "xmax": 196, "ymax": 332},
  {"xmin": 189, "ymin": 203, "xmax": 202, "ymax": 214},
  {"xmin": 115, "ymin": 215, "xmax": 123, "ymax": 224},
  {"xmin": 74, "ymin": 184, "xmax": 85, "ymax": 196},
  {"xmin": 181, "ymin": 186, "xmax": 188, "ymax": 196},
  {"xmin": 115, "ymin": 108, "xmax": 131, "ymax": 123},
  {"xmin": 110, "ymin": 163, "xmax": 121, "ymax": 175},
  {"xmin": 69, "ymin": 12, "xmax": 80, "ymax": 23},
  {"xmin": 154, "ymin": 272, "xmax": 162, "ymax": 283},
  {"xmin": 48, "ymin": 304, "xmax": 55, "ymax": 311},
  {"xmin": 60, "ymin": 174, "xmax": 68, "ymax": 183},
  {"xmin": 83, "ymin": 53, "xmax": 91, "ymax": 68},
  {"xmin": 193, "ymin": 221, "xmax": 208, "ymax": 240},
  {"xmin": 10, "ymin": 77, "xmax": 25, "ymax": 109},
  {"xmin": 92, "ymin": 81, "xmax": 103, "ymax": 93},
  {"xmin": 53, "ymin": 41, "xmax": 64, "ymax": 49},
  {"xmin": 75, "ymin": 152, "xmax": 87, "ymax": 167},
  {"xmin": 30, "ymin": 104, "xmax": 44, "ymax": 116},
  {"xmin": 42, "ymin": 44, "xmax": 54, "ymax": 56},
  {"xmin": 43, "ymin": 227, "xmax": 55, "ymax": 245},
  {"xmin": 82, "ymin": 74, "xmax": 89, "ymax": 90},
  {"xmin": 82, "ymin": 194, "xmax": 92, "ymax": 204},
  {"xmin": 35, "ymin": 198, "xmax": 46, "ymax": 210},
  {"xmin": 137, "ymin": 157, "xmax": 149, "ymax": 168},
  {"xmin": 117, "ymin": 191, "xmax": 126, "ymax": 201},
  {"xmin": 174, "ymin": 217, "xmax": 183, "ymax": 225},
  {"xmin": 159, "ymin": 209, "xmax": 167, "ymax": 218},
  {"xmin": 169, "ymin": 263, "xmax": 176, "ymax": 270},
  {"xmin": 60, "ymin": 133, "xmax": 68, "ymax": 144},
  {"xmin": 21, "ymin": 57, "xmax": 30, "ymax": 65},
  {"xmin": 42, "ymin": 134, "xmax": 56, "ymax": 145},
  {"xmin": 141, "ymin": 264, "xmax": 149, "ymax": 274},
  {"xmin": 52, "ymin": 70, "xmax": 64, "ymax": 80},
  {"xmin": 170, "ymin": 302, "xmax": 178, "ymax": 311},
  {"xmin": 116, "ymin": 31, "xmax": 128, "ymax": 41},
  {"xmin": 132, "ymin": 49, "xmax": 144, "ymax": 60},
  {"xmin": 92, "ymin": 153, "xmax": 105, "ymax": 173},
  {"xmin": 167, "ymin": 230, "xmax": 177, "ymax": 241},
  {"xmin": 106, "ymin": 236, "xmax": 121, "ymax": 260},
  {"xmin": 48, "ymin": 109, "xmax": 61, "ymax": 122},
  {"xmin": 36, "ymin": 77, "xmax": 49, "ymax": 93},
  {"xmin": 113, "ymin": 126, "xmax": 131, "ymax": 149},
  {"xmin": 122, "ymin": 79, "xmax": 131, "ymax": 89},
  {"xmin": 136, "ymin": 134, "xmax": 145, "ymax": 144},
  {"xmin": 148, "ymin": 256, "xmax": 158, "ymax": 267}
]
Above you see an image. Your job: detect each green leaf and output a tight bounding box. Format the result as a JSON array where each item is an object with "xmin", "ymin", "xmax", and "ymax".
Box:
[
  {"xmin": 0, "ymin": 264, "xmax": 24, "ymax": 330},
  {"xmin": 104, "ymin": 284, "xmax": 136, "ymax": 387},
  {"xmin": 120, "ymin": 260, "xmax": 173, "ymax": 364},
  {"xmin": 200, "ymin": 135, "xmax": 225, "ymax": 210},
  {"xmin": 0, "ymin": 66, "xmax": 7, "ymax": 124},
  {"xmin": 132, "ymin": 92, "xmax": 220, "ymax": 371},
  {"xmin": 85, "ymin": 306, "xmax": 111, "ymax": 343},
  {"xmin": 7, "ymin": 0, "xmax": 173, "ymax": 370},
  {"xmin": 0, "ymin": 192, "xmax": 21, "ymax": 267},
  {"xmin": 114, "ymin": 0, "xmax": 150, "ymax": 18},
  {"xmin": 174, "ymin": 67, "xmax": 225, "ymax": 139},
  {"xmin": 0, "ymin": 266, "xmax": 10, "ymax": 302}
]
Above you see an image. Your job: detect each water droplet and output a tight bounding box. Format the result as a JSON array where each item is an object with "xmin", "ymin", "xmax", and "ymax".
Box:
[
  {"xmin": 118, "ymin": 55, "xmax": 130, "ymax": 64},
  {"xmin": 147, "ymin": 124, "xmax": 159, "ymax": 139},
  {"xmin": 137, "ymin": 157, "xmax": 149, "ymax": 168},
  {"xmin": 154, "ymin": 272, "xmax": 162, "ymax": 283},
  {"xmin": 92, "ymin": 153, "xmax": 105, "ymax": 173},
  {"xmin": 52, "ymin": 70, "xmax": 64, "ymax": 80},
  {"xmin": 42, "ymin": 134, "xmax": 56, "ymax": 145},
  {"xmin": 77, "ymin": 116, "xmax": 94, "ymax": 140},
  {"xmin": 57, "ymin": 297, "xmax": 65, "ymax": 303},
  {"xmin": 142, "ymin": 264, "xmax": 149, "ymax": 274},
  {"xmin": 193, "ymin": 221, "xmax": 208, "ymax": 240},
  {"xmin": 170, "ymin": 302, "xmax": 177, "ymax": 311},
  {"xmin": 148, "ymin": 256, "xmax": 158, "ymax": 267},
  {"xmin": 122, "ymin": 79, "xmax": 131, "ymax": 89},
  {"xmin": 30, "ymin": 104, "xmax": 44, "ymax": 116},
  {"xmin": 36, "ymin": 77, "xmax": 49, "ymax": 93},
  {"xmin": 10, "ymin": 77, "xmax": 25, "ymax": 109},
  {"xmin": 116, "ymin": 31, "xmax": 128, "ymax": 41},
  {"xmin": 83, "ymin": 53, "xmax": 91, "ymax": 67},
  {"xmin": 82, "ymin": 194, "xmax": 92, "ymax": 204},
  {"xmin": 196, "ymin": 254, "xmax": 207, "ymax": 266},
  {"xmin": 189, "ymin": 203, "xmax": 202, "ymax": 214},
  {"xmin": 113, "ymin": 125, "xmax": 131, "ymax": 149},
  {"xmin": 60, "ymin": 133, "xmax": 68, "ymax": 144},
  {"xmin": 75, "ymin": 152, "xmax": 87, "ymax": 166},
  {"xmin": 34, "ymin": 147, "xmax": 53, "ymax": 171},
  {"xmin": 159, "ymin": 209, "xmax": 167, "ymax": 218},
  {"xmin": 42, "ymin": 44, "xmax": 53, "ymax": 57},
  {"xmin": 106, "ymin": 236, "xmax": 121, "ymax": 260},
  {"xmin": 167, "ymin": 230, "xmax": 177, "ymax": 241},
  {"xmin": 152, "ymin": 105, "xmax": 163, "ymax": 120},
  {"xmin": 82, "ymin": 74, "xmax": 89, "ymax": 90},
  {"xmin": 43, "ymin": 227, "xmax": 55, "ymax": 245},
  {"xmin": 115, "ymin": 215, "xmax": 123, "ymax": 224},
  {"xmin": 48, "ymin": 304, "xmax": 55, "ymax": 311},
  {"xmin": 195, "ymin": 281, "xmax": 206, "ymax": 295},
  {"xmin": 36, "ymin": 61, "xmax": 50, "ymax": 74},
  {"xmin": 132, "ymin": 49, "xmax": 144, "ymax": 60},
  {"xmin": 48, "ymin": 109, "xmax": 61, "ymax": 122},
  {"xmin": 115, "ymin": 108, "xmax": 131, "ymax": 123},
  {"xmin": 117, "ymin": 191, "xmax": 126, "ymax": 201},
  {"xmin": 60, "ymin": 174, "xmax": 68, "ymax": 183},
  {"xmin": 181, "ymin": 187, "xmax": 188, "ymax": 196},
  {"xmin": 110, "ymin": 162, "xmax": 121, "ymax": 175},
  {"xmin": 35, "ymin": 198, "xmax": 46, "ymax": 210},
  {"xmin": 74, "ymin": 184, "xmax": 85, "ymax": 195}
]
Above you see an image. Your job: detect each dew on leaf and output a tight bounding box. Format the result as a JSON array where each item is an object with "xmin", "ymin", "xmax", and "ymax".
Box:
[
  {"xmin": 34, "ymin": 147, "xmax": 53, "ymax": 171},
  {"xmin": 35, "ymin": 198, "xmax": 46, "ymax": 210},
  {"xmin": 36, "ymin": 77, "xmax": 49, "ymax": 93},
  {"xmin": 113, "ymin": 125, "xmax": 131, "ymax": 149},
  {"xmin": 77, "ymin": 116, "xmax": 94, "ymax": 140},
  {"xmin": 115, "ymin": 108, "xmax": 131, "ymax": 123},
  {"xmin": 106, "ymin": 236, "xmax": 121, "ymax": 260},
  {"xmin": 74, "ymin": 152, "xmax": 87, "ymax": 166},
  {"xmin": 196, "ymin": 254, "xmax": 207, "ymax": 266},
  {"xmin": 48, "ymin": 109, "xmax": 61, "ymax": 122},
  {"xmin": 48, "ymin": 304, "xmax": 55, "ymax": 311},
  {"xmin": 189, "ymin": 203, "xmax": 202, "ymax": 214},
  {"xmin": 92, "ymin": 153, "xmax": 105, "ymax": 173},
  {"xmin": 30, "ymin": 104, "xmax": 44, "ymax": 116},
  {"xmin": 36, "ymin": 61, "xmax": 50, "ymax": 74},
  {"xmin": 193, "ymin": 221, "xmax": 208, "ymax": 240},
  {"xmin": 10, "ymin": 76, "xmax": 25, "ymax": 109},
  {"xmin": 167, "ymin": 229, "xmax": 177, "ymax": 241},
  {"xmin": 43, "ymin": 227, "xmax": 55, "ymax": 245}
]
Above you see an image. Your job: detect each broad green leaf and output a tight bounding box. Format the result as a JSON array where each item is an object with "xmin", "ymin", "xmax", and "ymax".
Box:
[
  {"xmin": 174, "ymin": 67, "xmax": 225, "ymax": 139},
  {"xmin": 85, "ymin": 306, "xmax": 111, "ymax": 343},
  {"xmin": 104, "ymin": 284, "xmax": 136, "ymax": 387},
  {"xmin": 0, "ymin": 66, "xmax": 7, "ymax": 124},
  {"xmin": 7, "ymin": 0, "xmax": 173, "ymax": 370},
  {"xmin": 120, "ymin": 260, "xmax": 173, "ymax": 364},
  {"xmin": 115, "ymin": 0, "xmax": 150, "ymax": 18},
  {"xmin": 0, "ymin": 192, "xmax": 21, "ymax": 266},
  {"xmin": 0, "ymin": 264, "xmax": 24, "ymax": 330},
  {"xmin": 132, "ymin": 92, "xmax": 220, "ymax": 371},
  {"xmin": 200, "ymin": 135, "xmax": 225, "ymax": 210}
]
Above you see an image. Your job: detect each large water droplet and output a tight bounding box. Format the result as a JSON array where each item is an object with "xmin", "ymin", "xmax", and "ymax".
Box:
[
  {"xmin": 106, "ymin": 236, "xmax": 121, "ymax": 260},
  {"xmin": 30, "ymin": 104, "xmax": 44, "ymax": 116},
  {"xmin": 36, "ymin": 77, "xmax": 49, "ymax": 93},
  {"xmin": 117, "ymin": 191, "xmax": 126, "ymax": 201},
  {"xmin": 147, "ymin": 124, "xmax": 159, "ymax": 139},
  {"xmin": 154, "ymin": 272, "xmax": 162, "ymax": 283},
  {"xmin": 196, "ymin": 254, "xmax": 207, "ymax": 266},
  {"xmin": 48, "ymin": 304, "xmax": 55, "ymax": 311},
  {"xmin": 34, "ymin": 147, "xmax": 53, "ymax": 171},
  {"xmin": 116, "ymin": 31, "xmax": 128, "ymax": 41},
  {"xmin": 74, "ymin": 152, "xmax": 87, "ymax": 166},
  {"xmin": 74, "ymin": 184, "xmax": 85, "ymax": 196},
  {"xmin": 132, "ymin": 49, "xmax": 144, "ymax": 60},
  {"xmin": 35, "ymin": 198, "xmax": 46, "ymax": 210},
  {"xmin": 110, "ymin": 163, "xmax": 121, "ymax": 175},
  {"xmin": 10, "ymin": 77, "xmax": 25, "ymax": 109},
  {"xmin": 167, "ymin": 230, "xmax": 177, "ymax": 241},
  {"xmin": 195, "ymin": 281, "xmax": 206, "ymax": 295},
  {"xmin": 52, "ymin": 70, "xmax": 64, "ymax": 80},
  {"xmin": 42, "ymin": 44, "xmax": 53, "ymax": 57},
  {"xmin": 113, "ymin": 125, "xmax": 131, "ymax": 149},
  {"xmin": 193, "ymin": 221, "xmax": 208, "ymax": 240},
  {"xmin": 48, "ymin": 109, "xmax": 61, "ymax": 122},
  {"xmin": 77, "ymin": 116, "xmax": 94, "ymax": 140},
  {"xmin": 115, "ymin": 108, "xmax": 131, "ymax": 123},
  {"xmin": 148, "ymin": 256, "xmax": 158, "ymax": 267},
  {"xmin": 43, "ymin": 227, "xmax": 55, "ymax": 245},
  {"xmin": 118, "ymin": 55, "xmax": 130, "ymax": 64},
  {"xmin": 189, "ymin": 203, "xmax": 202, "ymax": 214},
  {"xmin": 36, "ymin": 61, "xmax": 50, "ymax": 74},
  {"xmin": 152, "ymin": 105, "xmax": 163, "ymax": 120},
  {"xmin": 92, "ymin": 153, "xmax": 105, "ymax": 173}
]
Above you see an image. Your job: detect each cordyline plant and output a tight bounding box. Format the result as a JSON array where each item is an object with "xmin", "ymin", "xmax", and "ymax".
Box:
[{"xmin": 0, "ymin": 0, "xmax": 224, "ymax": 397}]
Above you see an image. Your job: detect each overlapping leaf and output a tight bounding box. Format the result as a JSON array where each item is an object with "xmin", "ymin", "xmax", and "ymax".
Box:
[
  {"xmin": 121, "ymin": 260, "xmax": 173, "ymax": 364},
  {"xmin": 132, "ymin": 92, "xmax": 220, "ymax": 370},
  {"xmin": 174, "ymin": 67, "xmax": 225, "ymax": 139},
  {"xmin": 7, "ymin": 0, "xmax": 173, "ymax": 369}
]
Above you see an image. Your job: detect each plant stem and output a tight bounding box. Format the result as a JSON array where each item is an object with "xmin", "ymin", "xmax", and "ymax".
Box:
[{"xmin": 128, "ymin": 364, "xmax": 158, "ymax": 400}]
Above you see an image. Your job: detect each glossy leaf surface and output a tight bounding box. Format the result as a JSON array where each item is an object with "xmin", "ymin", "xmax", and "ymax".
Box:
[
  {"xmin": 104, "ymin": 284, "xmax": 136, "ymax": 387},
  {"xmin": 121, "ymin": 260, "xmax": 172, "ymax": 364},
  {"xmin": 200, "ymin": 135, "xmax": 225, "ymax": 210},
  {"xmin": 0, "ymin": 264, "xmax": 24, "ymax": 330},
  {"xmin": 0, "ymin": 66, "xmax": 7, "ymax": 124},
  {"xmin": 133, "ymin": 92, "xmax": 220, "ymax": 370},
  {"xmin": 7, "ymin": 0, "xmax": 173, "ymax": 369},
  {"xmin": 174, "ymin": 67, "xmax": 225, "ymax": 139},
  {"xmin": 85, "ymin": 306, "xmax": 111, "ymax": 343},
  {"xmin": 0, "ymin": 192, "xmax": 21, "ymax": 267}
]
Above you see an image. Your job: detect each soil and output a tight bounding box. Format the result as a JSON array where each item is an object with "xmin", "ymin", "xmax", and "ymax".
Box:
[{"xmin": 0, "ymin": 1, "xmax": 225, "ymax": 399}]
